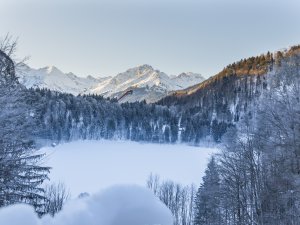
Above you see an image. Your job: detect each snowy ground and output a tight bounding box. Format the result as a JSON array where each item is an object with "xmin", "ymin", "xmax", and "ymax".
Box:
[
  {"xmin": 42, "ymin": 140, "xmax": 217, "ymax": 197},
  {"xmin": 0, "ymin": 185, "xmax": 173, "ymax": 225}
]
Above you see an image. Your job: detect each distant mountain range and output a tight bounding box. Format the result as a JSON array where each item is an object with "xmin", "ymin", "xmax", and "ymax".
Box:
[{"xmin": 17, "ymin": 64, "xmax": 204, "ymax": 103}]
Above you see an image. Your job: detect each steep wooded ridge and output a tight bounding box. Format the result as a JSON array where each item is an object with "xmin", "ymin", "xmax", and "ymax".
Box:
[
  {"xmin": 157, "ymin": 45, "xmax": 300, "ymax": 142},
  {"xmin": 160, "ymin": 46, "xmax": 300, "ymax": 105}
]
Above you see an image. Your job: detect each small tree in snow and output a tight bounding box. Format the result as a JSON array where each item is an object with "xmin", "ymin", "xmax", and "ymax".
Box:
[
  {"xmin": 42, "ymin": 182, "xmax": 70, "ymax": 216},
  {"xmin": 194, "ymin": 157, "xmax": 222, "ymax": 225}
]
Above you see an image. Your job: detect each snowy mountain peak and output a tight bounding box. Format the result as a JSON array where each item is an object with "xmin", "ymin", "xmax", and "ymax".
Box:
[
  {"xmin": 86, "ymin": 75, "xmax": 98, "ymax": 81},
  {"xmin": 135, "ymin": 64, "xmax": 154, "ymax": 72},
  {"xmin": 44, "ymin": 65, "xmax": 62, "ymax": 74},
  {"xmin": 124, "ymin": 64, "xmax": 155, "ymax": 77}
]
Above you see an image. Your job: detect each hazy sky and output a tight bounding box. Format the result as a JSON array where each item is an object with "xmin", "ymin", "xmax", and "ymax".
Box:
[{"xmin": 1, "ymin": 0, "xmax": 299, "ymax": 78}]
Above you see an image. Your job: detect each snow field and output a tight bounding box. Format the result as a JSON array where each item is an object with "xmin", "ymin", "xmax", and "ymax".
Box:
[{"xmin": 42, "ymin": 140, "xmax": 217, "ymax": 196}]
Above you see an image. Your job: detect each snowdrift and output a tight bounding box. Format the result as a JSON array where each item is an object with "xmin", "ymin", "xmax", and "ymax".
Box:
[{"xmin": 0, "ymin": 185, "xmax": 173, "ymax": 225}]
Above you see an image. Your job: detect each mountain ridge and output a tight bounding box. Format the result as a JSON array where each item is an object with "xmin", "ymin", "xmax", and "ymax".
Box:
[{"xmin": 17, "ymin": 64, "xmax": 204, "ymax": 103}]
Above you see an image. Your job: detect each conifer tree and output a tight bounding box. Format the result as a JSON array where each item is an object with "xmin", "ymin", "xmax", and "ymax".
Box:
[
  {"xmin": 194, "ymin": 157, "xmax": 222, "ymax": 225},
  {"xmin": 0, "ymin": 47, "xmax": 50, "ymax": 213}
]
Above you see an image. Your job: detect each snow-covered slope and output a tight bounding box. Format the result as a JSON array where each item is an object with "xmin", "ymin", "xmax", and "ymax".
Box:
[
  {"xmin": 17, "ymin": 64, "xmax": 110, "ymax": 95},
  {"xmin": 90, "ymin": 64, "xmax": 204, "ymax": 102},
  {"xmin": 18, "ymin": 64, "xmax": 204, "ymax": 102},
  {"xmin": 170, "ymin": 72, "xmax": 205, "ymax": 89},
  {"xmin": 43, "ymin": 140, "xmax": 217, "ymax": 196}
]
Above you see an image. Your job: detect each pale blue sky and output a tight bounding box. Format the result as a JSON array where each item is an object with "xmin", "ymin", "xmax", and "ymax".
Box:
[{"xmin": 1, "ymin": 0, "xmax": 299, "ymax": 78}]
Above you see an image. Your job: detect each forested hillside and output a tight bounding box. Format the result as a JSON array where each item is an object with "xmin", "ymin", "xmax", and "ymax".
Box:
[
  {"xmin": 158, "ymin": 45, "xmax": 300, "ymax": 142},
  {"xmin": 193, "ymin": 46, "xmax": 300, "ymax": 225},
  {"xmin": 27, "ymin": 90, "xmax": 178, "ymax": 144}
]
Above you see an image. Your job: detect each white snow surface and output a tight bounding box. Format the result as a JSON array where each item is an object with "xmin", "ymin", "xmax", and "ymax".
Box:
[
  {"xmin": 17, "ymin": 64, "xmax": 110, "ymax": 95},
  {"xmin": 0, "ymin": 141, "xmax": 216, "ymax": 225},
  {"xmin": 42, "ymin": 140, "xmax": 217, "ymax": 196},
  {"xmin": 17, "ymin": 64, "xmax": 204, "ymax": 102},
  {"xmin": 0, "ymin": 185, "xmax": 173, "ymax": 225}
]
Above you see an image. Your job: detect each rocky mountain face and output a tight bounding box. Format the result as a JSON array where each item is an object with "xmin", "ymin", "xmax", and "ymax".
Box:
[{"xmin": 17, "ymin": 64, "xmax": 204, "ymax": 103}]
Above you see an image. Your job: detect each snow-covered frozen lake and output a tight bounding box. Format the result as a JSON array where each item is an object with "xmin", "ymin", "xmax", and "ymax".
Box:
[{"xmin": 42, "ymin": 140, "xmax": 217, "ymax": 196}]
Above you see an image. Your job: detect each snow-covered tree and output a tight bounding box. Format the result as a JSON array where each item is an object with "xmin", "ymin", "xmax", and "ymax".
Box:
[
  {"xmin": 194, "ymin": 157, "xmax": 222, "ymax": 225},
  {"xmin": 0, "ymin": 48, "xmax": 50, "ymax": 212},
  {"xmin": 199, "ymin": 49, "xmax": 300, "ymax": 225},
  {"xmin": 146, "ymin": 174, "xmax": 196, "ymax": 225}
]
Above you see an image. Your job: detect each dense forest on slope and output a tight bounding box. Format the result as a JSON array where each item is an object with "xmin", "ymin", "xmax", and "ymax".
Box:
[
  {"xmin": 158, "ymin": 45, "xmax": 300, "ymax": 142},
  {"xmin": 27, "ymin": 89, "xmax": 179, "ymax": 144}
]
